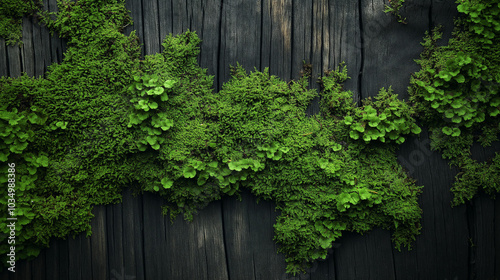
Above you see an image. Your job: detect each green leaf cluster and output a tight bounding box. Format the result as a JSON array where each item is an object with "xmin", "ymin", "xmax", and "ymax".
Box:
[
  {"xmin": 0, "ymin": 76, "xmax": 50, "ymax": 261},
  {"xmin": 127, "ymin": 72, "xmax": 176, "ymax": 150},
  {"xmin": 409, "ymin": 0, "xmax": 500, "ymax": 204},
  {"xmin": 344, "ymin": 87, "xmax": 421, "ymax": 144},
  {"xmin": 457, "ymin": 0, "xmax": 500, "ymax": 45}
]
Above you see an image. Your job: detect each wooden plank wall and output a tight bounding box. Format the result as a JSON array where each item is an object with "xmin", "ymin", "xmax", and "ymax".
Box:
[{"xmin": 1, "ymin": 0, "xmax": 499, "ymax": 279}]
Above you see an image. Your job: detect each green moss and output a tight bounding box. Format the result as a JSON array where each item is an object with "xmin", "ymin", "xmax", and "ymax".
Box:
[{"xmin": 409, "ymin": 0, "xmax": 500, "ymax": 205}]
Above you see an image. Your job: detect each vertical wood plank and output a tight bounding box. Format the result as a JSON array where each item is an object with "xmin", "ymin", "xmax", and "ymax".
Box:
[
  {"xmin": 334, "ymin": 229, "xmax": 396, "ymax": 280},
  {"xmin": 431, "ymin": 0, "xmax": 459, "ymax": 44},
  {"xmin": 198, "ymin": 0, "xmax": 222, "ymax": 86},
  {"xmin": 165, "ymin": 199, "xmax": 228, "ymax": 280},
  {"xmin": 327, "ymin": 0, "xmax": 362, "ymax": 100},
  {"xmin": 195, "ymin": 200, "xmax": 229, "ymax": 280},
  {"xmin": 11, "ymin": 259, "xmax": 31, "ymax": 280},
  {"xmin": 495, "ymin": 193, "xmax": 500, "ymax": 280},
  {"xmin": 268, "ymin": 0, "xmax": 292, "ymax": 80},
  {"xmin": 107, "ymin": 201, "xmax": 125, "ymax": 280},
  {"xmin": 143, "ymin": 0, "xmax": 160, "ymax": 55},
  {"xmin": 310, "ymin": 0, "xmax": 328, "ymax": 87},
  {"xmin": 0, "ymin": 38, "xmax": 8, "ymax": 77},
  {"xmin": 68, "ymin": 236, "xmax": 83, "ymax": 279},
  {"xmin": 157, "ymin": 0, "xmax": 173, "ymax": 50},
  {"xmin": 122, "ymin": 188, "xmax": 145, "ymax": 280},
  {"xmin": 44, "ymin": 239, "xmax": 61, "ymax": 280},
  {"xmin": 90, "ymin": 205, "xmax": 109, "ymax": 280},
  {"xmin": 142, "ymin": 192, "xmax": 166, "ymax": 279},
  {"xmin": 291, "ymin": 0, "xmax": 313, "ymax": 78},
  {"xmin": 7, "ymin": 45, "xmax": 22, "ymax": 78},
  {"xmin": 172, "ymin": 0, "xmax": 188, "ymax": 35},
  {"xmin": 223, "ymin": 191, "xmax": 287, "ymax": 280},
  {"xmin": 22, "ymin": 18, "xmax": 34, "ymax": 76},
  {"xmin": 360, "ymin": 0, "xmax": 431, "ymax": 100},
  {"xmin": 469, "ymin": 195, "xmax": 495, "ymax": 280},
  {"xmin": 468, "ymin": 141, "xmax": 500, "ymax": 280},
  {"xmin": 218, "ymin": 0, "xmax": 262, "ymax": 88},
  {"xmin": 221, "ymin": 193, "xmax": 256, "ymax": 279},
  {"xmin": 30, "ymin": 249, "xmax": 46, "ymax": 280},
  {"xmin": 67, "ymin": 232, "xmax": 92, "ymax": 280},
  {"xmin": 394, "ymin": 130, "xmax": 469, "ymax": 280},
  {"xmin": 48, "ymin": 0, "xmax": 66, "ymax": 64}
]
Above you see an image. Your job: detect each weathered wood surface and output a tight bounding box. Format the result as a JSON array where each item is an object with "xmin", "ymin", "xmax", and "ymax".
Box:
[{"xmin": 2, "ymin": 0, "xmax": 500, "ymax": 279}]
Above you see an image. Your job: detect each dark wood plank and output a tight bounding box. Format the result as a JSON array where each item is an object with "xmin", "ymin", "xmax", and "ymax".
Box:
[
  {"xmin": 309, "ymin": 253, "xmax": 336, "ymax": 280},
  {"xmin": 30, "ymin": 249, "xmax": 46, "ymax": 280},
  {"xmin": 221, "ymin": 192, "xmax": 256, "ymax": 279},
  {"xmin": 194, "ymin": 200, "xmax": 229, "ymax": 280},
  {"xmin": 166, "ymin": 199, "xmax": 228, "ymax": 279},
  {"xmin": 360, "ymin": 0, "xmax": 431, "ymax": 100},
  {"xmin": 142, "ymin": 192, "xmax": 167, "ymax": 279},
  {"xmin": 334, "ymin": 229, "xmax": 396, "ymax": 280},
  {"xmin": 68, "ymin": 235, "xmax": 83, "ymax": 279},
  {"xmin": 267, "ymin": 0, "xmax": 292, "ymax": 81},
  {"xmin": 222, "ymin": 190, "xmax": 288, "ymax": 280},
  {"xmin": 67, "ymin": 232, "xmax": 92, "ymax": 280},
  {"xmin": 218, "ymin": 0, "xmax": 262, "ymax": 87},
  {"xmin": 469, "ymin": 195, "xmax": 495, "ymax": 280},
  {"xmin": 468, "ymin": 141, "xmax": 500, "ymax": 280},
  {"xmin": 7, "ymin": 45, "xmax": 22, "ymax": 78},
  {"xmin": 11, "ymin": 258, "xmax": 31, "ymax": 280},
  {"xmin": 326, "ymin": 0, "xmax": 362, "ymax": 99},
  {"xmin": 198, "ymin": 0, "xmax": 222, "ymax": 88},
  {"xmin": 44, "ymin": 238, "xmax": 61, "ymax": 280},
  {"xmin": 122, "ymin": 188, "xmax": 145, "ymax": 280},
  {"xmin": 171, "ymin": 0, "xmax": 189, "ymax": 36},
  {"xmin": 157, "ymin": 0, "xmax": 173, "ymax": 50},
  {"xmin": 247, "ymin": 193, "xmax": 287, "ymax": 280},
  {"xmin": 22, "ymin": 18, "xmax": 35, "ymax": 76},
  {"xmin": 107, "ymin": 201, "xmax": 125, "ymax": 280},
  {"xmin": 291, "ymin": 0, "xmax": 313, "ymax": 78},
  {"xmin": 431, "ymin": 0, "xmax": 459, "ymax": 44},
  {"xmin": 143, "ymin": 0, "xmax": 160, "ymax": 55},
  {"xmin": 90, "ymin": 205, "xmax": 109, "ymax": 280},
  {"xmin": 0, "ymin": 38, "xmax": 7, "ymax": 77},
  {"xmin": 32, "ymin": 22, "xmax": 45, "ymax": 77},
  {"xmin": 310, "ymin": 0, "xmax": 328, "ymax": 89},
  {"xmin": 495, "ymin": 194, "xmax": 500, "ymax": 280},
  {"xmin": 395, "ymin": 130, "xmax": 469, "ymax": 279}
]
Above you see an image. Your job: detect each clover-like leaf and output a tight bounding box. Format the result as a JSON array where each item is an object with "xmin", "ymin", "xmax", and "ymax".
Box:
[
  {"xmin": 349, "ymin": 130, "xmax": 360, "ymax": 140},
  {"xmin": 344, "ymin": 116, "xmax": 353, "ymax": 125},
  {"xmin": 148, "ymin": 102, "xmax": 159, "ymax": 109},
  {"xmin": 442, "ymin": 126, "xmax": 453, "ymax": 135},
  {"xmin": 164, "ymin": 80, "xmax": 176, "ymax": 88},
  {"xmin": 183, "ymin": 166, "xmax": 197, "ymax": 178},
  {"xmin": 161, "ymin": 177, "xmax": 174, "ymax": 189}
]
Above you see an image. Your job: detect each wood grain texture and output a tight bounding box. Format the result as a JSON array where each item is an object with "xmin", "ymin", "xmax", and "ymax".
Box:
[{"xmin": 1, "ymin": 0, "xmax": 498, "ymax": 279}]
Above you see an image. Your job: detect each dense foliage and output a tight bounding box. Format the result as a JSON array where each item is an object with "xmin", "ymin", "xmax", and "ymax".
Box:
[
  {"xmin": 408, "ymin": 0, "xmax": 500, "ymax": 205},
  {"xmin": 0, "ymin": 0, "xmax": 497, "ymax": 276},
  {"xmin": 0, "ymin": 0, "xmax": 424, "ymax": 274},
  {"xmin": 1, "ymin": 0, "xmax": 142, "ymax": 264}
]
